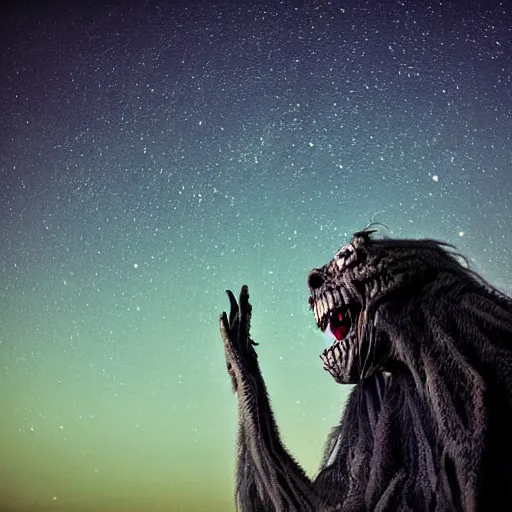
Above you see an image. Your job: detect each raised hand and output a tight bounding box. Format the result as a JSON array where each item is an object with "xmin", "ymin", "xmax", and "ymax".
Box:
[
  {"xmin": 219, "ymin": 285, "xmax": 323, "ymax": 512},
  {"xmin": 219, "ymin": 285, "xmax": 259, "ymax": 393}
]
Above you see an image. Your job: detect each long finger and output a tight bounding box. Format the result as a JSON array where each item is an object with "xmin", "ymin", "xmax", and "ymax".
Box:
[
  {"xmin": 238, "ymin": 285, "xmax": 250, "ymax": 344},
  {"xmin": 220, "ymin": 313, "xmax": 238, "ymax": 392},
  {"xmin": 219, "ymin": 312, "xmax": 231, "ymax": 345},
  {"xmin": 226, "ymin": 289, "xmax": 239, "ymax": 327}
]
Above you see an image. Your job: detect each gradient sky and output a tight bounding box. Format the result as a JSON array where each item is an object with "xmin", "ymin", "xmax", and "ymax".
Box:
[{"xmin": 1, "ymin": 1, "xmax": 511, "ymax": 511}]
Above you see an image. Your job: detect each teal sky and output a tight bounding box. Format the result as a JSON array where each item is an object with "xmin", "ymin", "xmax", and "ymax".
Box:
[{"xmin": 1, "ymin": 1, "xmax": 511, "ymax": 511}]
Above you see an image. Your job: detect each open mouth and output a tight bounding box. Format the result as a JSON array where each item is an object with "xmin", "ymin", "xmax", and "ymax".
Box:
[
  {"xmin": 310, "ymin": 291, "xmax": 356, "ymax": 340},
  {"xmin": 309, "ymin": 291, "xmax": 361, "ymax": 382},
  {"xmin": 328, "ymin": 306, "xmax": 352, "ymax": 341}
]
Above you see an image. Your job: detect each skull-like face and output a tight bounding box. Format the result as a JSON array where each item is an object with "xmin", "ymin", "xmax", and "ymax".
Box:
[
  {"xmin": 307, "ymin": 230, "xmax": 464, "ymax": 383},
  {"xmin": 307, "ymin": 230, "xmax": 390, "ymax": 384}
]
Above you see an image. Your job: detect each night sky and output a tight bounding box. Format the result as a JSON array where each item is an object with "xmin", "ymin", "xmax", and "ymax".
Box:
[{"xmin": 1, "ymin": 1, "xmax": 511, "ymax": 510}]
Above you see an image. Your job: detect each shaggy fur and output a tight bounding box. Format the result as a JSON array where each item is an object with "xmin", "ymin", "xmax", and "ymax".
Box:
[{"xmin": 219, "ymin": 230, "xmax": 512, "ymax": 511}]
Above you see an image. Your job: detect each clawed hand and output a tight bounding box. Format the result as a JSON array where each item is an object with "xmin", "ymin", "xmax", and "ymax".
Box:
[{"xmin": 219, "ymin": 285, "xmax": 259, "ymax": 392}]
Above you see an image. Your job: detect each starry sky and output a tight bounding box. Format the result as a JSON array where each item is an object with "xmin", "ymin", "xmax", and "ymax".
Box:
[{"xmin": 1, "ymin": 0, "xmax": 511, "ymax": 510}]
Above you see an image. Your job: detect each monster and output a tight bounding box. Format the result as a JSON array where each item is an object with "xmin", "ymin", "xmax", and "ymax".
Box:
[{"xmin": 219, "ymin": 228, "xmax": 512, "ymax": 511}]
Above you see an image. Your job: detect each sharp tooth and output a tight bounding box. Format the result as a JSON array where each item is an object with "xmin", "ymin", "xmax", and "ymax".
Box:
[
  {"xmin": 327, "ymin": 292, "xmax": 334, "ymax": 311},
  {"xmin": 345, "ymin": 343, "xmax": 353, "ymax": 371},
  {"xmin": 333, "ymin": 343, "xmax": 342, "ymax": 362},
  {"xmin": 322, "ymin": 297, "xmax": 328, "ymax": 316},
  {"xmin": 332, "ymin": 289, "xmax": 341, "ymax": 306}
]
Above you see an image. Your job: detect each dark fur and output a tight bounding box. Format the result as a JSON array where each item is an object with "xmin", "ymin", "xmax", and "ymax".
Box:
[{"xmin": 219, "ymin": 233, "xmax": 512, "ymax": 511}]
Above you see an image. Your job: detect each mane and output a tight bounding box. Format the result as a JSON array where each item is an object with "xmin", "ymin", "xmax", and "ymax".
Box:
[
  {"xmin": 368, "ymin": 239, "xmax": 512, "ymax": 509},
  {"xmin": 356, "ymin": 226, "xmax": 512, "ymax": 310}
]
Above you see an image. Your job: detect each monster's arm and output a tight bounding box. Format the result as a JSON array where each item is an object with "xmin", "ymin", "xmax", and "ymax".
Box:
[{"xmin": 220, "ymin": 286, "xmax": 325, "ymax": 511}]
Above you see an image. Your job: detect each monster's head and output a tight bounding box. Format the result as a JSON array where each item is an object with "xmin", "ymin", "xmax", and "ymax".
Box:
[{"xmin": 307, "ymin": 229, "xmax": 463, "ymax": 384}]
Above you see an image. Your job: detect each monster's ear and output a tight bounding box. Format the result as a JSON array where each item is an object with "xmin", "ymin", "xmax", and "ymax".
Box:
[{"xmin": 351, "ymin": 229, "xmax": 376, "ymax": 248}]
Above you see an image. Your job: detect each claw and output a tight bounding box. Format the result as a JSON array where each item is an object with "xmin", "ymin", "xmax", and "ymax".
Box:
[
  {"xmin": 226, "ymin": 289, "xmax": 239, "ymax": 327},
  {"xmin": 219, "ymin": 312, "xmax": 231, "ymax": 346},
  {"xmin": 238, "ymin": 285, "xmax": 250, "ymax": 346}
]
